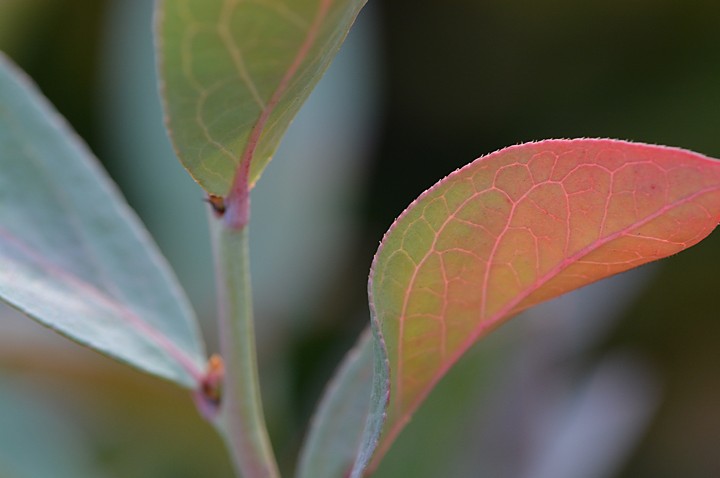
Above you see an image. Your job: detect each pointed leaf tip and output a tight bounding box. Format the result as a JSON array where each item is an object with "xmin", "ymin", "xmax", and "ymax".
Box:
[
  {"xmin": 358, "ymin": 138, "xmax": 720, "ymax": 472},
  {"xmin": 0, "ymin": 53, "xmax": 206, "ymax": 387}
]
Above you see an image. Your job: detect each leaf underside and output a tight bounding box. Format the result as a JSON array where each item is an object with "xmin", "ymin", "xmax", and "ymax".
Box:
[
  {"xmin": 157, "ymin": 0, "xmax": 368, "ymax": 196},
  {"xmin": 0, "ymin": 53, "xmax": 206, "ymax": 387},
  {"xmin": 296, "ymin": 329, "xmax": 374, "ymax": 478},
  {"xmin": 349, "ymin": 139, "xmax": 720, "ymax": 475}
]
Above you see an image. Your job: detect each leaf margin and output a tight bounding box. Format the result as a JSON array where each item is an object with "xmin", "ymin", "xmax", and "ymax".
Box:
[
  {"xmin": 0, "ymin": 51, "xmax": 207, "ymax": 388},
  {"xmin": 354, "ymin": 138, "xmax": 720, "ymax": 473}
]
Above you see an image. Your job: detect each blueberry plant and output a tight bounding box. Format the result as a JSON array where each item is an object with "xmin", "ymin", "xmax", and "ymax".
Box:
[{"xmin": 0, "ymin": 1, "xmax": 719, "ymax": 478}]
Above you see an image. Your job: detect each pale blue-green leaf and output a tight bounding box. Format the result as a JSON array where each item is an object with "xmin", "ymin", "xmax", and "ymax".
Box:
[
  {"xmin": 0, "ymin": 53, "xmax": 206, "ymax": 387},
  {"xmin": 298, "ymin": 324, "xmax": 389, "ymax": 478},
  {"xmin": 350, "ymin": 323, "xmax": 390, "ymax": 478},
  {"xmin": 297, "ymin": 329, "xmax": 374, "ymax": 478}
]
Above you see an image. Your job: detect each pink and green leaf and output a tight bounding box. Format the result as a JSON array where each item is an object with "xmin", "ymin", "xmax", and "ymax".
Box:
[
  {"xmin": 156, "ymin": 0, "xmax": 367, "ymax": 197},
  {"xmin": 350, "ymin": 139, "xmax": 720, "ymax": 475}
]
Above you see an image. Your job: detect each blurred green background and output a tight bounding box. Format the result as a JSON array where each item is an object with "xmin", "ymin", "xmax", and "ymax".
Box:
[{"xmin": 0, "ymin": 1, "xmax": 719, "ymax": 477}]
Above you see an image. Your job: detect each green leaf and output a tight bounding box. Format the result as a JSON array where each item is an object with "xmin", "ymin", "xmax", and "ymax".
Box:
[
  {"xmin": 296, "ymin": 329, "xmax": 374, "ymax": 478},
  {"xmin": 355, "ymin": 139, "xmax": 720, "ymax": 474},
  {"xmin": 0, "ymin": 53, "xmax": 206, "ymax": 388},
  {"xmin": 156, "ymin": 0, "xmax": 367, "ymax": 196}
]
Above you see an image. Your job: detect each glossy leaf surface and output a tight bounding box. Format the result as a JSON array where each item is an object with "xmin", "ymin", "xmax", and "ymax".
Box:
[
  {"xmin": 0, "ymin": 54, "xmax": 206, "ymax": 387},
  {"xmin": 356, "ymin": 139, "xmax": 720, "ymax": 474},
  {"xmin": 157, "ymin": 0, "xmax": 367, "ymax": 196}
]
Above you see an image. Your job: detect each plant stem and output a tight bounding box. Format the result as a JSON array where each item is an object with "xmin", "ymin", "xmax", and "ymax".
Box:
[{"xmin": 209, "ymin": 215, "xmax": 280, "ymax": 478}]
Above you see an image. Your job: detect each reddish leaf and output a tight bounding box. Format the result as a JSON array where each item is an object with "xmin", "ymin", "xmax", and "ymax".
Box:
[{"xmin": 361, "ymin": 139, "xmax": 720, "ymax": 472}]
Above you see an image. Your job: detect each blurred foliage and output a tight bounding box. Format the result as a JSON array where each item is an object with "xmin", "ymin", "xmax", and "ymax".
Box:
[
  {"xmin": 0, "ymin": 373, "xmax": 109, "ymax": 478},
  {"xmin": 0, "ymin": 0, "xmax": 719, "ymax": 477}
]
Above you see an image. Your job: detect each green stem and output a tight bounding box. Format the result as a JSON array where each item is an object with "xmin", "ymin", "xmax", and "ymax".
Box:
[{"xmin": 209, "ymin": 216, "xmax": 280, "ymax": 478}]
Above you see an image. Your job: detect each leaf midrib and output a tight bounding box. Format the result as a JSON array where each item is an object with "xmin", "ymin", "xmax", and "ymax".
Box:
[
  {"xmin": 229, "ymin": 0, "xmax": 333, "ymax": 196},
  {"xmin": 378, "ymin": 180, "xmax": 720, "ymax": 457},
  {"xmin": 0, "ymin": 225, "xmax": 203, "ymax": 383}
]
